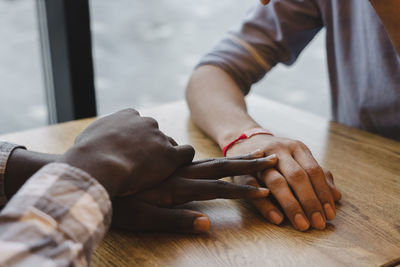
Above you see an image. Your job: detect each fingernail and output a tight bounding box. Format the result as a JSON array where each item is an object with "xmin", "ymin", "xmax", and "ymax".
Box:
[
  {"xmin": 294, "ymin": 213, "xmax": 310, "ymax": 231},
  {"xmin": 251, "ymin": 187, "xmax": 269, "ymax": 198},
  {"xmin": 324, "ymin": 203, "xmax": 336, "ymax": 220},
  {"xmin": 193, "ymin": 217, "xmax": 210, "ymax": 233},
  {"xmin": 311, "ymin": 212, "xmax": 326, "ymax": 230},
  {"xmin": 266, "ymin": 154, "xmax": 277, "ymax": 159},
  {"xmin": 251, "ymin": 149, "xmax": 264, "ymax": 158},
  {"xmin": 256, "ymin": 187, "xmax": 269, "ymax": 195},
  {"xmin": 268, "ymin": 210, "xmax": 283, "ymax": 224}
]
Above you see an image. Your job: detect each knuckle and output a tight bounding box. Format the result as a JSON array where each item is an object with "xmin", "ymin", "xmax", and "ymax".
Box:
[
  {"xmin": 211, "ymin": 180, "xmax": 232, "ymax": 198},
  {"xmin": 288, "ymin": 169, "xmax": 308, "ymax": 184},
  {"xmin": 304, "ymin": 165, "xmax": 324, "ymax": 179},
  {"xmin": 281, "ymin": 200, "xmax": 301, "ymax": 215},
  {"xmin": 303, "ymin": 197, "xmax": 317, "ymax": 207},
  {"xmin": 269, "ymin": 141, "xmax": 285, "ymax": 151},
  {"xmin": 267, "ymin": 175, "xmax": 287, "ymax": 189},
  {"xmin": 143, "ymin": 117, "xmax": 159, "ymax": 128},
  {"xmin": 121, "ymin": 108, "xmax": 139, "ymax": 115},
  {"xmin": 187, "ymin": 145, "xmax": 196, "ymax": 154},
  {"xmin": 300, "ymin": 198, "xmax": 321, "ymax": 213},
  {"xmin": 316, "ymin": 187, "xmax": 333, "ymax": 200},
  {"xmin": 165, "ymin": 145, "xmax": 175, "ymax": 157},
  {"xmin": 289, "ymin": 140, "xmax": 304, "ymax": 149}
]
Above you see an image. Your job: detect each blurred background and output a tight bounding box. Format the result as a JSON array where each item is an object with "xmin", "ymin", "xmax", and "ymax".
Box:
[{"xmin": 0, "ymin": 0, "xmax": 330, "ymax": 134}]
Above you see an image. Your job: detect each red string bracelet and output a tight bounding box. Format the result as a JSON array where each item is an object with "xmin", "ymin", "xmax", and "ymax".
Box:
[{"xmin": 222, "ymin": 128, "xmax": 274, "ymax": 157}]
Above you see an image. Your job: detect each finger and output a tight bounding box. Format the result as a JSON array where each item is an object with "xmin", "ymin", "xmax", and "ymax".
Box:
[
  {"xmin": 171, "ymin": 178, "xmax": 270, "ymax": 205},
  {"xmin": 112, "ymin": 197, "xmax": 210, "ymax": 234},
  {"xmin": 176, "ymin": 154, "xmax": 278, "ymax": 179},
  {"xmin": 323, "ymin": 170, "xmax": 342, "ymax": 201},
  {"xmin": 233, "ymin": 175, "xmax": 284, "ymax": 225},
  {"xmin": 173, "ymin": 144, "xmax": 195, "ymax": 165},
  {"xmin": 260, "ymin": 0, "xmax": 271, "ymax": 5},
  {"xmin": 276, "ymin": 155, "xmax": 326, "ymax": 230},
  {"xmin": 293, "ymin": 149, "xmax": 336, "ymax": 221},
  {"xmin": 192, "ymin": 149, "xmax": 265, "ymax": 165},
  {"xmin": 167, "ymin": 136, "xmax": 178, "ymax": 146},
  {"xmin": 222, "ymin": 149, "xmax": 265, "ymax": 160},
  {"xmin": 261, "ymin": 168, "xmax": 310, "ymax": 231}
]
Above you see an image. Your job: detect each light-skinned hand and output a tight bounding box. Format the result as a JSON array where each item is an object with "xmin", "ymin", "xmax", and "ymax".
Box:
[{"xmin": 226, "ymin": 134, "xmax": 341, "ymax": 231}]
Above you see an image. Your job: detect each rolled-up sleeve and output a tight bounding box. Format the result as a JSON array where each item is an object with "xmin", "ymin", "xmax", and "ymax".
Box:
[
  {"xmin": 198, "ymin": 0, "xmax": 323, "ymax": 94},
  {"xmin": 0, "ymin": 162, "xmax": 112, "ymax": 266}
]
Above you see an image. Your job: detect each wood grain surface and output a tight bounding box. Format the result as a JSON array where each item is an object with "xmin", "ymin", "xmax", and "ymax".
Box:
[{"xmin": 1, "ymin": 95, "xmax": 399, "ymax": 267}]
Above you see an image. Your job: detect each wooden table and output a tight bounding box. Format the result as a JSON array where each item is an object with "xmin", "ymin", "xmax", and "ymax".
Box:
[{"xmin": 1, "ymin": 95, "xmax": 399, "ymax": 267}]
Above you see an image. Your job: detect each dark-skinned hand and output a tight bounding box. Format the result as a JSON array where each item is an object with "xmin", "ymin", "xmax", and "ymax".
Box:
[
  {"xmin": 112, "ymin": 151, "xmax": 278, "ymax": 233},
  {"xmin": 59, "ymin": 109, "xmax": 195, "ymax": 198}
]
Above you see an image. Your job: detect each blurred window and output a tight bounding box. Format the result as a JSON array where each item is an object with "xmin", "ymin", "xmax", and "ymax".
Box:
[
  {"xmin": 91, "ymin": 0, "xmax": 329, "ymax": 118},
  {"xmin": 0, "ymin": 0, "xmax": 329, "ymax": 135},
  {"xmin": 0, "ymin": 0, "xmax": 47, "ymax": 134}
]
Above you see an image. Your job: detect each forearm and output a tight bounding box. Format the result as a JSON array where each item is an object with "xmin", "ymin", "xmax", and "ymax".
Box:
[
  {"xmin": 186, "ymin": 65, "xmax": 260, "ymax": 148},
  {"xmin": 370, "ymin": 0, "xmax": 400, "ymax": 56},
  {"xmin": 186, "ymin": 66, "xmax": 341, "ymax": 232},
  {"xmin": 5, "ymin": 148, "xmax": 58, "ymax": 199}
]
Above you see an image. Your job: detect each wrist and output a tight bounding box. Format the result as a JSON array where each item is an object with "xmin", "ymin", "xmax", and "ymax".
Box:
[
  {"xmin": 224, "ymin": 133, "xmax": 278, "ymax": 158},
  {"xmin": 218, "ymin": 122, "xmax": 261, "ymax": 149},
  {"xmin": 222, "ymin": 128, "xmax": 274, "ymax": 157},
  {"xmin": 58, "ymin": 145, "xmax": 119, "ymax": 198},
  {"xmin": 4, "ymin": 148, "xmax": 60, "ymax": 200}
]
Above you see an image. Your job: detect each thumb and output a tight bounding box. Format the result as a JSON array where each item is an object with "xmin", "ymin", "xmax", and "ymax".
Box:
[{"xmin": 113, "ymin": 197, "xmax": 210, "ymax": 234}]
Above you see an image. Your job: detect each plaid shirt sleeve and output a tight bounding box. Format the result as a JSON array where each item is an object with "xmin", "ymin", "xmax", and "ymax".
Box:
[
  {"xmin": 0, "ymin": 162, "xmax": 112, "ymax": 266},
  {"xmin": 0, "ymin": 141, "xmax": 26, "ymax": 207}
]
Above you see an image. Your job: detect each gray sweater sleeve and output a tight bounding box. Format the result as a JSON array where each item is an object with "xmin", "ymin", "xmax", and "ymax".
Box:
[{"xmin": 197, "ymin": 0, "xmax": 323, "ymax": 94}]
